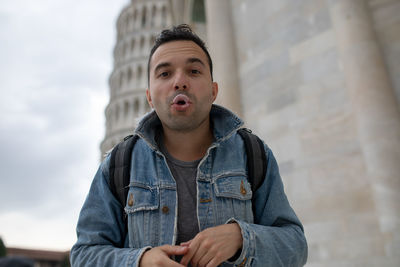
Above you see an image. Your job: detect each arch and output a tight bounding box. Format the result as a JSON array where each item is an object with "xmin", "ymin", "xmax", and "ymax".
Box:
[
  {"xmin": 119, "ymin": 71, "xmax": 124, "ymax": 88},
  {"xmin": 142, "ymin": 5, "xmax": 147, "ymax": 27},
  {"xmin": 125, "ymin": 13, "xmax": 130, "ymax": 31},
  {"xmin": 161, "ymin": 5, "xmax": 167, "ymax": 27},
  {"xmin": 137, "ymin": 65, "xmax": 143, "ymax": 86},
  {"xmin": 129, "ymin": 11, "xmax": 135, "ymax": 30},
  {"xmin": 121, "ymin": 14, "xmax": 126, "ymax": 34},
  {"xmin": 127, "ymin": 67, "xmax": 133, "ymax": 83},
  {"xmin": 140, "ymin": 36, "xmax": 145, "ymax": 51},
  {"xmin": 133, "ymin": 8, "xmax": 138, "ymax": 23},
  {"xmin": 125, "ymin": 14, "xmax": 130, "ymax": 32},
  {"xmin": 134, "ymin": 97, "xmax": 140, "ymax": 114},
  {"xmin": 151, "ymin": 5, "xmax": 157, "ymax": 27},
  {"xmin": 116, "ymin": 45, "xmax": 122, "ymax": 60},
  {"xmin": 131, "ymin": 39, "xmax": 135, "ymax": 54},
  {"xmin": 110, "ymin": 76, "xmax": 115, "ymax": 94},
  {"xmin": 117, "ymin": 23, "xmax": 122, "ymax": 41},
  {"xmin": 144, "ymin": 35, "xmax": 150, "ymax": 51},
  {"xmin": 124, "ymin": 101, "xmax": 130, "ymax": 118},
  {"xmin": 144, "ymin": 96, "xmax": 151, "ymax": 112},
  {"xmin": 123, "ymin": 43, "xmax": 128, "ymax": 57},
  {"xmin": 113, "ymin": 46, "xmax": 118, "ymax": 60},
  {"xmin": 115, "ymin": 104, "xmax": 120, "ymax": 122}
]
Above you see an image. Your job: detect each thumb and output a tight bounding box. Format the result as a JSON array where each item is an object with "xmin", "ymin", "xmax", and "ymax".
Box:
[{"xmin": 160, "ymin": 245, "xmax": 189, "ymax": 256}]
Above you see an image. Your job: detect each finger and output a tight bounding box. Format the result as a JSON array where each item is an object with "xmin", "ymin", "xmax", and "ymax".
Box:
[
  {"xmin": 190, "ymin": 241, "xmax": 211, "ymax": 267},
  {"xmin": 140, "ymin": 247, "xmax": 187, "ymax": 267},
  {"xmin": 160, "ymin": 245, "xmax": 189, "ymax": 256},
  {"xmin": 159, "ymin": 259, "xmax": 186, "ymax": 267},
  {"xmin": 156, "ymin": 256, "xmax": 186, "ymax": 267},
  {"xmin": 180, "ymin": 239, "xmax": 200, "ymax": 266},
  {"xmin": 197, "ymin": 250, "xmax": 214, "ymax": 267},
  {"xmin": 205, "ymin": 257, "xmax": 220, "ymax": 267},
  {"xmin": 180, "ymin": 239, "xmax": 192, "ymax": 247},
  {"xmin": 167, "ymin": 261, "xmax": 186, "ymax": 267}
]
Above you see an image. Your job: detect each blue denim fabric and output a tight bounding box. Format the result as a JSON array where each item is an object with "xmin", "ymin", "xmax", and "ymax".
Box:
[{"xmin": 71, "ymin": 105, "xmax": 307, "ymax": 266}]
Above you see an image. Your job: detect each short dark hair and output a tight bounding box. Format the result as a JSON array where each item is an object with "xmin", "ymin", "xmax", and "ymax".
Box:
[{"xmin": 147, "ymin": 24, "xmax": 213, "ymax": 84}]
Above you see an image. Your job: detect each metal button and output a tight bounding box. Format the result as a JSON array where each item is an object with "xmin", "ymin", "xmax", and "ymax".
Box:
[
  {"xmin": 240, "ymin": 180, "xmax": 247, "ymax": 195},
  {"xmin": 162, "ymin": 206, "xmax": 169, "ymax": 214},
  {"xmin": 128, "ymin": 193, "xmax": 134, "ymax": 206}
]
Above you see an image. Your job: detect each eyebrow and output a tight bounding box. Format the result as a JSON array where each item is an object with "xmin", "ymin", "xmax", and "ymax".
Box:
[
  {"xmin": 187, "ymin": 57, "xmax": 206, "ymax": 67},
  {"xmin": 153, "ymin": 57, "xmax": 206, "ymax": 75},
  {"xmin": 154, "ymin": 62, "xmax": 171, "ymax": 75}
]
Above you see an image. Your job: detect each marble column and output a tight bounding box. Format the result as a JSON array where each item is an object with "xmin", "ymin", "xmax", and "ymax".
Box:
[
  {"xmin": 329, "ymin": 0, "xmax": 400, "ymax": 256},
  {"xmin": 205, "ymin": 0, "xmax": 242, "ymax": 117}
]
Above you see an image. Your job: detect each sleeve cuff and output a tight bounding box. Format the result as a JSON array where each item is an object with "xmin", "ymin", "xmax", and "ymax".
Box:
[
  {"xmin": 225, "ymin": 218, "xmax": 254, "ymax": 266},
  {"xmin": 131, "ymin": 246, "xmax": 152, "ymax": 267}
]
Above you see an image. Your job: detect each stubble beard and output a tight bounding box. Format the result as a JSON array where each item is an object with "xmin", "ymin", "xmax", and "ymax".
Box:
[
  {"xmin": 165, "ymin": 111, "xmax": 209, "ymax": 133},
  {"xmin": 163, "ymin": 94, "xmax": 211, "ymax": 133}
]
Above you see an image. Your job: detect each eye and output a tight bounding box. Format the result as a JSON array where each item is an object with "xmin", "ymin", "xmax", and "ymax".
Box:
[
  {"xmin": 191, "ymin": 69, "xmax": 200, "ymax": 74},
  {"xmin": 159, "ymin": 71, "xmax": 169, "ymax": 78}
]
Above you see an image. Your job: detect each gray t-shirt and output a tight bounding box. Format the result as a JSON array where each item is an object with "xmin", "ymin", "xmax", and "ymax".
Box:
[{"xmin": 158, "ymin": 136, "xmax": 200, "ymax": 245}]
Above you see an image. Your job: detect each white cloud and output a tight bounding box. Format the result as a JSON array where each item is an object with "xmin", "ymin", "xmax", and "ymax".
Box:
[
  {"xmin": 0, "ymin": 211, "xmax": 78, "ymax": 250},
  {"xmin": 0, "ymin": 0, "xmax": 129, "ymax": 250}
]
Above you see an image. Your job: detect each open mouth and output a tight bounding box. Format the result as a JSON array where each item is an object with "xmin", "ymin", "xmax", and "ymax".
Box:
[
  {"xmin": 172, "ymin": 94, "xmax": 191, "ymax": 106},
  {"xmin": 171, "ymin": 94, "xmax": 191, "ymax": 111}
]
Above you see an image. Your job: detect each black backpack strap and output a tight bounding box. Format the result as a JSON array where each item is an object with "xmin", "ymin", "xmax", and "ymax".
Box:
[
  {"xmin": 109, "ymin": 134, "xmax": 138, "ymax": 209},
  {"xmin": 238, "ymin": 128, "xmax": 268, "ymax": 201}
]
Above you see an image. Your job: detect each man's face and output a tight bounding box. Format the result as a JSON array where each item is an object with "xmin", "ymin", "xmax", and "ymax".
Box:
[{"xmin": 146, "ymin": 40, "xmax": 218, "ymax": 133}]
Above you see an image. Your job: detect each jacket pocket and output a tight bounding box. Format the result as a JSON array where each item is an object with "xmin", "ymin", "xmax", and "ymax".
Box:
[
  {"xmin": 125, "ymin": 183, "xmax": 160, "ymax": 248},
  {"xmin": 213, "ymin": 174, "xmax": 253, "ymax": 224}
]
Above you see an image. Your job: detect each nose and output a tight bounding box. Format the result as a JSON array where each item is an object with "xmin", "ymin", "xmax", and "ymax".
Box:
[
  {"xmin": 173, "ymin": 71, "xmax": 188, "ymax": 90},
  {"xmin": 175, "ymin": 85, "xmax": 187, "ymax": 90}
]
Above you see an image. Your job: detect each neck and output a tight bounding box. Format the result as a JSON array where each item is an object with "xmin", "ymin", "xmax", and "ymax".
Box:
[{"xmin": 161, "ymin": 120, "xmax": 214, "ymax": 162}]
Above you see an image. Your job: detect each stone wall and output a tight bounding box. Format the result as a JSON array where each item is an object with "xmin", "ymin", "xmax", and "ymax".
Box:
[
  {"xmin": 229, "ymin": 0, "xmax": 400, "ymax": 266},
  {"xmin": 104, "ymin": 0, "xmax": 400, "ymax": 265},
  {"xmin": 369, "ymin": 0, "xmax": 400, "ymax": 104}
]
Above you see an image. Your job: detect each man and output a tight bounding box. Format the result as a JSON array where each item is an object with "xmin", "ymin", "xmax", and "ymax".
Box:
[{"xmin": 71, "ymin": 24, "xmax": 307, "ymax": 267}]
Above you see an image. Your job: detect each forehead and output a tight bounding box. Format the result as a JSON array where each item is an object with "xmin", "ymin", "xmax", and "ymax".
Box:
[{"xmin": 150, "ymin": 40, "xmax": 208, "ymax": 69}]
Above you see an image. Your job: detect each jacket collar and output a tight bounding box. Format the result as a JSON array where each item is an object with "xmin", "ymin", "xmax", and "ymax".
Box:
[{"xmin": 134, "ymin": 104, "xmax": 243, "ymax": 150}]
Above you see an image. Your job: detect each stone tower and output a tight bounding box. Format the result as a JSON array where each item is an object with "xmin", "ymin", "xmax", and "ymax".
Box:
[
  {"xmin": 100, "ymin": 0, "xmax": 172, "ymax": 155},
  {"xmin": 101, "ymin": 0, "xmax": 206, "ymax": 156}
]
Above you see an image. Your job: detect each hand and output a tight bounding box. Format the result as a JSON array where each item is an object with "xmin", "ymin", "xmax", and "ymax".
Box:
[
  {"xmin": 179, "ymin": 223, "xmax": 243, "ymax": 267},
  {"xmin": 140, "ymin": 245, "xmax": 188, "ymax": 267}
]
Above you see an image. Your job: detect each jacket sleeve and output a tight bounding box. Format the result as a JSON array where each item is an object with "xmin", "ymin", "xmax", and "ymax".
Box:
[
  {"xmin": 227, "ymin": 146, "xmax": 308, "ymax": 267},
  {"xmin": 70, "ymin": 155, "xmax": 150, "ymax": 267}
]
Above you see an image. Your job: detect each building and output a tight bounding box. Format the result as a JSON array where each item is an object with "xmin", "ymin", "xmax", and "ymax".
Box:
[
  {"xmin": 6, "ymin": 247, "xmax": 69, "ymax": 267},
  {"xmin": 101, "ymin": 0, "xmax": 400, "ymax": 266}
]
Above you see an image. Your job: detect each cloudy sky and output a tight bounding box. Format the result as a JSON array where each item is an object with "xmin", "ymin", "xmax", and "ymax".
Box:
[{"xmin": 0, "ymin": 0, "xmax": 129, "ymax": 251}]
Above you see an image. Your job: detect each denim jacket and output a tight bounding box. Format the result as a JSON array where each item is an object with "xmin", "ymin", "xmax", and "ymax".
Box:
[{"xmin": 71, "ymin": 105, "xmax": 307, "ymax": 267}]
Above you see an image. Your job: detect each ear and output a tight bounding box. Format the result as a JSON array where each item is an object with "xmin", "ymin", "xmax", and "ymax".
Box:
[
  {"xmin": 211, "ymin": 82, "xmax": 218, "ymax": 102},
  {"xmin": 146, "ymin": 89, "xmax": 153, "ymax": 108}
]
